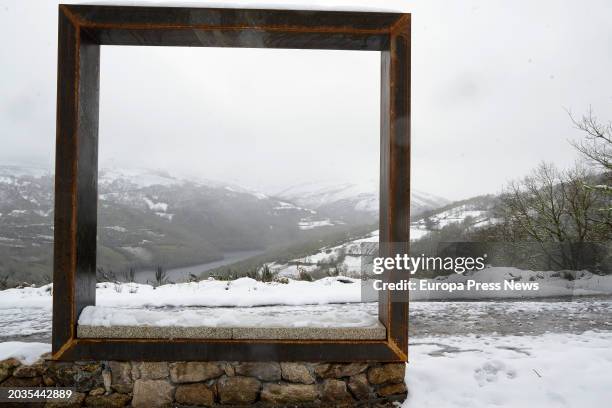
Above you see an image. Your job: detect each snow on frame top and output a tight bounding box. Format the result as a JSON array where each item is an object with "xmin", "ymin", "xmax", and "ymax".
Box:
[{"xmin": 63, "ymin": 0, "xmax": 408, "ymax": 13}]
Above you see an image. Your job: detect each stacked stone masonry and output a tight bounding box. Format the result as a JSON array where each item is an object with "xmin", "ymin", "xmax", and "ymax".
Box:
[{"xmin": 0, "ymin": 356, "xmax": 407, "ymax": 407}]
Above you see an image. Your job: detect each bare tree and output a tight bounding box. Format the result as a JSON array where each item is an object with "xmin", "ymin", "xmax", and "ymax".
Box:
[
  {"xmin": 123, "ymin": 267, "xmax": 136, "ymax": 283},
  {"xmin": 569, "ymin": 107, "xmax": 612, "ymax": 172},
  {"xmin": 0, "ymin": 272, "xmax": 11, "ymax": 290},
  {"xmin": 500, "ymin": 162, "xmax": 610, "ymax": 269},
  {"xmin": 96, "ymin": 267, "xmax": 118, "ymax": 283},
  {"xmin": 569, "ymin": 107, "xmax": 612, "ymax": 209},
  {"xmin": 150, "ymin": 265, "xmax": 170, "ymax": 287}
]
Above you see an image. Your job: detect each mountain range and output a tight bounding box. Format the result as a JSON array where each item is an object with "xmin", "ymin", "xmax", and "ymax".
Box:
[{"xmin": 0, "ymin": 165, "xmax": 450, "ymax": 284}]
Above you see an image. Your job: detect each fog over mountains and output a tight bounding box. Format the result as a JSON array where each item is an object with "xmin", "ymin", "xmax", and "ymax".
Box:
[{"xmin": 0, "ymin": 164, "xmax": 451, "ymax": 284}]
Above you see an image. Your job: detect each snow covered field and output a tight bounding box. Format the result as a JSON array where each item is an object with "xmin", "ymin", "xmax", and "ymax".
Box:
[
  {"xmin": 405, "ymin": 331, "xmax": 612, "ymax": 408},
  {"xmin": 2, "ymin": 268, "xmax": 611, "ymax": 311},
  {"xmin": 0, "ymin": 341, "xmax": 50, "ymax": 365}
]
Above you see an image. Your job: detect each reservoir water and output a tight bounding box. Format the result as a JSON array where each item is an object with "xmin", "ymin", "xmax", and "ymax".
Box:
[{"xmin": 134, "ymin": 249, "xmax": 265, "ymax": 283}]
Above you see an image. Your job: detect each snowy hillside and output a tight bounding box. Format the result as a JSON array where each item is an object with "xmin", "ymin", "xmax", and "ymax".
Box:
[
  {"xmin": 2, "ymin": 164, "xmax": 499, "ymax": 287},
  {"xmin": 0, "ymin": 165, "xmax": 361, "ymax": 284},
  {"xmin": 276, "ymin": 180, "xmax": 449, "ymax": 219},
  {"xmin": 409, "ymin": 195, "xmax": 499, "ymax": 238}
]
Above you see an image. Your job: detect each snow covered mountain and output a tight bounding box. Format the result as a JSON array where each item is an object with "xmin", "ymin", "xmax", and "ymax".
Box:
[
  {"xmin": 411, "ymin": 195, "xmax": 500, "ymax": 235},
  {"xmin": 265, "ymin": 196, "xmax": 500, "ymax": 279},
  {"xmin": 276, "ymin": 180, "xmax": 449, "ymax": 221},
  {"xmin": 0, "ymin": 164, "xmax": 455, "ymax": 285},
  {"xmin": 0, "ymin": 165, "xmax": 339, "ymax": 284}
]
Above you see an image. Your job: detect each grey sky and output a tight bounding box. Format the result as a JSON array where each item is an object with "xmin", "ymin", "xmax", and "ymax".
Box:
[
  {"xmin": 1, "ymin": 0, "xmax": 612, "ymax": 200},
  {"xmin": 99, "ymin": 46, "xmax": 380, "ymax": 192}
]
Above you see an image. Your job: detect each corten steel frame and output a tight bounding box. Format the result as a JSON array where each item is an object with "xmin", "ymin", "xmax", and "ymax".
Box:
[{"xmin": 53, "ymin": 4, "xmax": 410, "ymax": 362}]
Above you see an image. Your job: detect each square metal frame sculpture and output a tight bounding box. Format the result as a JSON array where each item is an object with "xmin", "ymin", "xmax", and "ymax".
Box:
[{"xmin": 53, "ymin": 4, "xmax": 410, "ymax": 362}]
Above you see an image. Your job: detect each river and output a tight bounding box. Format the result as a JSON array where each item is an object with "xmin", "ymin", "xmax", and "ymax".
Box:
[{"xmin": 133, "ymin": 249, "xmax": 266, "ymax": 284}]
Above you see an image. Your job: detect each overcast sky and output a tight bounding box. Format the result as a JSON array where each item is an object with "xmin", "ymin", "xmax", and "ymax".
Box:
[{"xmin": 1, "ymin": 0, "xmax": 611, "ymax": 200}]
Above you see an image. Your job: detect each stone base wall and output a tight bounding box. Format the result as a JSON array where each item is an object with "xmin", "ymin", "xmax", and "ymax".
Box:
[{"xmin": 1, "ymin": 355, "xmax": 407, "ymax": 407}]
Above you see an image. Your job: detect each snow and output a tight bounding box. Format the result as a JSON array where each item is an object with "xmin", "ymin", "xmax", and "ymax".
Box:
[
  {"xmin": 105, "ymin": 225, "xmax": 128, "ymax": 232},
  {"xmin": 277, "ymin": 180, "xmax": 378, "ymax": 212},
  {"xmin": 267, "ymin": 227, "xmax": 446, "ymax": 278},
  {"xmin": 0, "ymin": 164, "xmax": 50, "ymax": 179},
  {"xmin": 105, "ymin": 277, "xmax": 362, "ymax": 308},
  {"xmin": 298, "ymin": 218, "xmax": 334, "ymax": 230},
  {"xmin": 2, "ymin": 317, "xmax": 612, "ymax": 408},
  {"xmin": 72, "ymin": 1, "xmax": 407, "ymax": 13},
  {"xmin": 354, "ymin": 195, "xmax": 378, "ymax": 212},
  {"xmin": 414, "ymin": 203, "xmax": 495, "ymax": 231},
  {"xmin": 2, "ymin": 269, "xmax": 611, "ymax": 314},
  {"xmin": 35, "ymin": 234, "xmax": 54, "ymax": 241},
  {"xmin": 0, "ymin": 307, "xmax": 52, "ymax": 340},
  {"xmin": 409, "ymin": 267, "xmax": 612, "ymax": 300},
  {"xmin": 0, "ymin": 342, "xmax": 50, "ymax": 365},
  {"xmin": 404, "ymin": 331, "xmax": 612, "ymax": 408},
  {"xmin": 0, "ymin": 277, "xmax": 363, "ymax": 309},
  {"xmin": 273, "ymin": 201, "xmax": 316, "ymax": 213},
  {"xmin": 99, "ymin": 168, "xmax": 181, "ymax": 188},
  {"xmin": 155, "ymin": 212, "xmax": 174, "ymax": 220},
  {"xmin": 0, "ymin": 285, "xmax": 53, "ymax": 309},
  {"xmin": 1, "ymin": 267, "xmax": 611, "ymax": 408},
  {"xmin": 78, "ymin": 303, "xmax": 378, "ymax": 328},
  {"xmin": 143, "ymin": 197, "xmax": 169, "ymax": 212},
  {"xmin": 276, "ymin": 179, "xmax": 447, "ymax": 214},
  {"xmin": 273, "ymin": 201, "xmax": 298, "ymax": 209},
  {"xmin": 120, "ymin": 246, "xmax": 153, "ymax": 261},
  {"xmin": 33, "ymin": 209, "xmax": 53, "ymax": 217},
  {"xmin": 410, "ymin": 227, "xmax": 430, "ymax": 240},
  {"xmin": 223, "ymin": 185, "xmax": 268, "ymax": 200}
]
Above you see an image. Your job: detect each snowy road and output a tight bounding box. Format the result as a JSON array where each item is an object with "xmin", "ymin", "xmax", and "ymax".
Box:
[
  {"xmin": 2, "ymin": 297, "xmax": 611, "ymax": 342},
  {"xmin": 409, "ymin": 297, "xmax": 612, "ymax": 336}
]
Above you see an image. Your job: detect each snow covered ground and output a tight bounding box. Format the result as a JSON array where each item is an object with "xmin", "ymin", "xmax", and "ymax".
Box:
[
  {"xmin": 409, "ymin": 267, "xmax": 612, "ymax": 300},
  {"xmin": 1, "ymin": 289, "xmax": 611, "ymax": 407},
  {"xmin": 1, "ymin": 266, "xmax": 612, "ymax": 407},
  {"xmin": 3, "ymin": 268, "xmax": 611, "ymax": 312},
  {"xmin": 404, "ymin": 331, "xmax": 612, "ymax": 408},
  {"xmin": 0, "ymin": 341, "xmax": 50, "ymax": 365},
  {"xmin": 0, "ymin": 276, "xmax": 364, "ymax": 310}
]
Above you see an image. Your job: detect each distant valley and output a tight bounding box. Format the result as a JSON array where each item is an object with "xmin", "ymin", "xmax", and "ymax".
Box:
[
  {"xmin": 0, "ymin": 164, "xmax": 480, "ymax": 285},
  {"xmin": 0, "ymin": 166, "xmax": 506, "ymax": 282}
]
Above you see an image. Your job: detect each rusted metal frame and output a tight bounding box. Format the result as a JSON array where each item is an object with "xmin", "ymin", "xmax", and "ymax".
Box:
[
  {"xmin": 53, "ymin": 6, "xmax": 100, "ymax": 354},
  {"xmin": 61, "ymin": 5, "xmax": 393, "ymax": 51},
  {"xmin": 53, "ymin": 5, "xmax": 410, "ymax": 362},
  {"xmin": 378, "ymin": 15, "xmax": 411, "ymax": 360},
  {"xmin": 61, "ymin": 5, "xmax": 400, "ymax": 34},
  {"xmin": 55, "ymin": 339, "xmax": 404, "ymax": 362}
]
